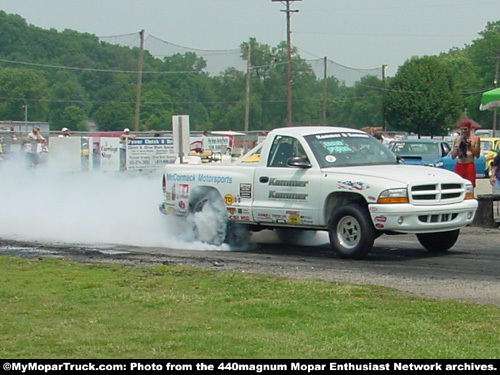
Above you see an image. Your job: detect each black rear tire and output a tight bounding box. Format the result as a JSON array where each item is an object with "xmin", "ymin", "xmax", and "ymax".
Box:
[
  {"xmin": 416, "ymin": 229, "xmax": 459, "ymax": 253},
  {"xmin": 328, "ymin": 204, "xmax": 375, "ymax": 259},
  {"xmin": 188, "ymin": 190, "xmax": 227, "ymax": 246}
]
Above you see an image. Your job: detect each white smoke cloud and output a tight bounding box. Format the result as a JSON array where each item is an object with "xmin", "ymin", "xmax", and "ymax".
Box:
[{"xmin": 0, "ymin": 155, "xmax": 229, "ymax": 251}]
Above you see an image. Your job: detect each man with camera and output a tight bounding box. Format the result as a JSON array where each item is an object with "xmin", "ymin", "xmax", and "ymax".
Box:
[{"xmin": 451, "ymin": 119, "xmax": 480, "ymax": 187}]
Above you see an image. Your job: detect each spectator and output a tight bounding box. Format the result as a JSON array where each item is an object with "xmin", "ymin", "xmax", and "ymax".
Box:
[
  {"xmin": 58, "ymin": 127, "xmax": 71, "ymax": 137},
  {"xmin": 383, "ymin": 132, "xmax": 395, "ymax": 147},
  {"xmin": 120, "ymin": 128, "xmax": 135, "ymax": 142},
  {"xmin": 23, "ymin": 125, "xmax": 47, "ymax": 167},
  {"xmin": 490, "ymin": 152, "xmax": 500, "ymax": 194},
  {"xmin": 451, "ymin": 119, "xmax": 480, "ymax": 187}
]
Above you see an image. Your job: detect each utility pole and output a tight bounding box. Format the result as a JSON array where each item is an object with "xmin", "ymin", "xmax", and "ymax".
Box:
[
  {"xmin": 23, "ymin": 103, "xmax": 28, "ymax": 128},
  {"xmin": 134, "ymin": 29, "xmax": 145, "ymax": 132},
  {"xmin": 244, "ymin": 43, "xmax": 251, "ymax": 152},
  {"xmin": 381, "ymin": 64, "xmax": 387, "ymax": 131},
  {"xmin": 493, "ymin": 55, "xmax": 499, "ymax": 132},
  {"xmin": 322, "ymin": 56, "xmax": 327, "ymax": 125},
  {"xmin": 273, "ymin": 0, "xmax": 301, "ymax": 126}
]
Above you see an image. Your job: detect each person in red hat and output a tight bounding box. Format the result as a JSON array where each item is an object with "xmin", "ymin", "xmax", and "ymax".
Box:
[{"xmin": 451, "ymin": 119, "xmax": 480, "ymax": 186}]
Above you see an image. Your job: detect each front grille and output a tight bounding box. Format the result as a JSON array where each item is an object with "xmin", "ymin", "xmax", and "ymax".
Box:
[
  {"xmin": 410, "ymin": 183, "xmax": 464, "ymax": 204},
  {"xmin": 418, "ymin": 213, "xmax": 458, "ymax": 223}
]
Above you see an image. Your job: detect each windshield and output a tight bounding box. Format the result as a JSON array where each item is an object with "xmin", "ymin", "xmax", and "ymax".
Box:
[
  {"xmin": 481, "ymin": 140, "xmax": 492, "ymax": 152},
  {"xmin": 391, "ymin": 141, "xmax": 440, "ymax": 156},
  {"xmin": 305, "ymin": 132, "xmax": 397, "ymax": 168}
]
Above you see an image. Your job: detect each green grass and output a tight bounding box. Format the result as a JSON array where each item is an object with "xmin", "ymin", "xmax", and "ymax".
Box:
[{"xmin": 0, "ymin": 256, "xmax": 498, "ymax": 359}]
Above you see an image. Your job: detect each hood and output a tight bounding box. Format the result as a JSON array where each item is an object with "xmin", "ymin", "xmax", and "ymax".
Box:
[
  {"xmin": 400, "ymin": 154, "xmax": 441, "ymax": 166},
  {"xmin": 323, "ymin": 164, "xmax": 465, "ymax": 186}
]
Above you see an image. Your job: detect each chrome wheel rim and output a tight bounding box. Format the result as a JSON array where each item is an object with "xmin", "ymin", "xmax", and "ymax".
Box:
[{"xmin": 336, "ymin": 215, "xmax": 361, "ymax": 249}]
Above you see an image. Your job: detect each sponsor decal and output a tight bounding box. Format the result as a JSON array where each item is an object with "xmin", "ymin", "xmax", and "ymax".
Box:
[
  {"xmin": 288, "ymin": 216, "xmax": 300, "ymax": 223},
  {"xmin": 337, "ymin": 180, "xmax": 370, "ymax": 191},
  {"xmin": 269, "ymin": 178, "xmax": 308, "ymax": 187},
  {"xmin": 316, "ymin": 132, "xmax": 369, "ymax": 140},
  {"xmin": 300, "ymin": 215, "xmax": 314, "ymax": 224},
  {"xmin": 257, "ymin": 212, "xmax": 273, "ymax": 223},
  {"xmin": 197, "ymin": 174, "xmax": 233, "ymax": 184},
  {"xmin": 375, "ymin": 223, "xmax": 385, "ymax": 229},
  {"xmin": 268, "ymin": 191, "xmax": 308, "ymax": 200},
  {"xmin": 227, "ymin": 207, "xmax": 236, "ymax": 214},
  {"xmin": 179, "ymin": 184, "xmax": 189, "ymax": 199},
  {"xmin": 375, "ymin": 216, "xmax": 387, "ymax": 222},
  {"xmin": 240, "ymin": 183, "xmax": 252, "ymax": 198},
  {"xmin": 166, "ymin": 173, "xmax": 196, "ymax": 182},
  {"xmin": 224, "ymin": 194, "xmax": 234, "ymax": 205},
  {"xmin": 272, "ymin": 214, "xmax": 287, "ymax": 220},
  {"xmin": 257, "ymin": 218, "xmax": 273, "ymax": 223}
]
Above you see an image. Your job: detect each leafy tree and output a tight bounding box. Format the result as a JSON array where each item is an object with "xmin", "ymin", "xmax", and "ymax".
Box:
[
  {"xmin": 93, "ymin": 102, "xmax": 133, "ymax": 131},
  {"xmin": 462, "ymin": 20, "xmax": 500, "ymax": 128},
  {"xmin": 60, "ymin": 105, "xmax": 86, "ymax": 131},
  {"xmin": 0, "ymin": 67, "xmax": 48, "ymax": 121},
  {"xmin": 384, "ymin": 56, "xmax": 462, "ymax": 136}
]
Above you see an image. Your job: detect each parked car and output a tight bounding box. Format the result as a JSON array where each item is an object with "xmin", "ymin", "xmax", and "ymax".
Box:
[
  {"xmin": 390, "ymin": 139, "xmax": 452, "ymax": 166},
  {"xmin": 390, "ymin": 139, "xmax": 486, "ymax": 178},
  {"xmin": 480, "ymin": 137, "xmax": 500, "ymax": 177}
]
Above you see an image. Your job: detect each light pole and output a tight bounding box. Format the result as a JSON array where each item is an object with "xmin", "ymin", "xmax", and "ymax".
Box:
[{"xmin": 23, "ymin": 103, "xmax": 28, "ymax": 128}]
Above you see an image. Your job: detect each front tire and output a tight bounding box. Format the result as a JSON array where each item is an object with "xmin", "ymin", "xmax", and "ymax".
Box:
[
  {"xmin": 328, "ymin": 204, "xmax": 375, "ymax": 259},
  {"xmin": 416, "ymin": 230, "xmax": 459, "ymax": 253}
]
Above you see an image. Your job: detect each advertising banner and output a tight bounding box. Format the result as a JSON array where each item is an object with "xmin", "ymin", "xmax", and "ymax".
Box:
[
  {"xmin": 126, "ymin": 137, "xmax": 176, "ymax": 170},
  {"xmin": 98, "ymin": 137, "xmax": 121, "ymax": 171}
]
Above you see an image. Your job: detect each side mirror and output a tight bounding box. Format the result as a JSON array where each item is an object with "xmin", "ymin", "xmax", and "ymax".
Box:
[{"xmin": 287, "ymin": 156, "xmax": 312, "ymax": 168}]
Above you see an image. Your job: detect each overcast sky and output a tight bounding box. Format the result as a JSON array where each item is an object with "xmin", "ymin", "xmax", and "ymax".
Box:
[{"xmin": 0, "ymin": 0, "xmax": 498, "ymax": 77}]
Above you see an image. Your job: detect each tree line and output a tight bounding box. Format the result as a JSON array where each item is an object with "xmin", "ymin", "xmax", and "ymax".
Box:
[{"xmin": 0, "ymin": 11, "xmax": 499, "ymax": 136}]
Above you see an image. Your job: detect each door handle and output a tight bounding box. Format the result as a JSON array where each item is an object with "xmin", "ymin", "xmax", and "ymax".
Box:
[{"xmin": 259, "ymin": 176, "xmax": 269, "ymax": 183}]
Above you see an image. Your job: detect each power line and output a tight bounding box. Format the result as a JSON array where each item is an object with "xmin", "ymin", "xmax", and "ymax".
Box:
[{"xmin": 0, "ymin": 58, "xmax": 200, "ymax": 74}]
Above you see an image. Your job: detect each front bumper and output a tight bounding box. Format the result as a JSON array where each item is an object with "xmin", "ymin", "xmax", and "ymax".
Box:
[{"xmin": 369, "ymin": 199, "xmax": 478, "ymax": 234}]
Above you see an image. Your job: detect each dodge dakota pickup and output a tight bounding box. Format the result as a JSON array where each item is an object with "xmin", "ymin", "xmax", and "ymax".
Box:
[{"xmin": 159, "ymin": 126, "xmax": 478, "ymax": 259}]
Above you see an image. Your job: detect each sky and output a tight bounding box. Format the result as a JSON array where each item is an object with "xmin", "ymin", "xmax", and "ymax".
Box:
[{"xmin": 0, "ymin": 0, "xmax": 498, "ymax": 77}]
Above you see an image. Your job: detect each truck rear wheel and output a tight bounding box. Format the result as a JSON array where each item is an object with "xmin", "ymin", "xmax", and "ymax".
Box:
[
  {"xmin": 189, "ymin": 190, "xmax": 227, "ymax": 246},
  {"xmin": 328, "ymin": 204, "xmax": 375, "ymax": 259},
  {"xmin": 416, "ymin": 230, "xmax": 459, "ymax": 253},
  {"xmin": 188, "ymin": 189, "xmax": 249, "ymax": 247}
]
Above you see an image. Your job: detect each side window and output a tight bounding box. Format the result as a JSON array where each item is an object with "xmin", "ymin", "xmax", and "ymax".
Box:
[
  {"xmin": 267, "ymin": 136, "xmax": 306, "ymax": 167},
  {"xmin": 442, "ymin": 142, "xmax": 451, "ymax": 156}
]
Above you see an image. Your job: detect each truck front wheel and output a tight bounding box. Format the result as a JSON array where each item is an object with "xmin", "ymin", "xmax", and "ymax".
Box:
[
  {"xmin": 328, "ymin": 204, "xmax": 375, "ymax": 259},
  {"xmin": 416, "ymin": 230, "xmax": 459, "ymax": 253}
]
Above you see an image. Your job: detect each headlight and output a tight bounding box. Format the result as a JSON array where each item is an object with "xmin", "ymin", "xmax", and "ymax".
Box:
[
  {"xmin": 465, "ymin": 184, "xmax": 474, "ymax": 199},
  {"xmin": 377, "ymin": 188, "xmax": 409, "ymax": 204}
]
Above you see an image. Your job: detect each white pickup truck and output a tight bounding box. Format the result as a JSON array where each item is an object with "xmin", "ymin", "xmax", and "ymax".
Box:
[{"xmin": 159, "ymin": 126, "xmax": 478, "ymax": 259}]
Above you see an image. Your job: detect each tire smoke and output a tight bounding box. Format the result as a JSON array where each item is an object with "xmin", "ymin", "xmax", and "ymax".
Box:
[{"xmin": 0, "ymin": 157, "xmax": 228, "ymax": 250}]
